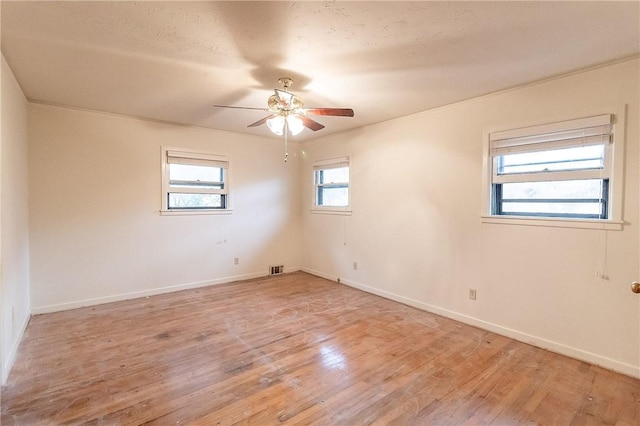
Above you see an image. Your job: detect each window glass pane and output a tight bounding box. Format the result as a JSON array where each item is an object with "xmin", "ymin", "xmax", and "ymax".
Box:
[
  {"xmin": 169, "ymin": 164, "xmax": 223, "ymax": 189},
  {"xmin": 318, "ymin": 187, "xmax": 349, "ymax": 207},
  {"xmin": 501, "ymin": 179, "xmax": 604, "ymax": 199},
  {"xmin": 168, "ymin": 193, "xmax": 224, "ymax": 209},
  {"xmin": 497, "ymin": 145, "xmax": 605, "ymax": 175},
  {"xmin": 501, "ymin": 202, "xmax": 603, "ymax": 217},
  {"xmin": 317, "ymin": 167, "xmax": 349, "ymax": 184},
  {"xmin": 497, "ymin": 179, "xmax": 606, "ymax": 218}
]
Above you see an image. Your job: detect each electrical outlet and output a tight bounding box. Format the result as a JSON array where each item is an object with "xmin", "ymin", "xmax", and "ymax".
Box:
[
  {"xmin": 353, "ymin": 261, "xmax": 358, "ymax": 270},
  {"xmin": 234, "ymin": 258, "xmax": 239, "ymax": 265},
  {"xmin": 469, "ymin": 289, "xmax": 477, "ymax": 300}
]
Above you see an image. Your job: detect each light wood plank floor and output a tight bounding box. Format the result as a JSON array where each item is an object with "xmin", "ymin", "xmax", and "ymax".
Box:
[{"xmin": 2, "ymin": 272, "xmax": 639, "ymax": 425}]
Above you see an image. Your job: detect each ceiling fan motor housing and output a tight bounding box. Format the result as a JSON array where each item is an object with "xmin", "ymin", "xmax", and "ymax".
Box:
[{"xmin": 268, "ymin": 93, "xmax": 303, "ymax": 112}]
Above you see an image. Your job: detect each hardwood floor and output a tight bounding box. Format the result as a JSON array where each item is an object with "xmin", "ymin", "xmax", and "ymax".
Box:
[{"xmin": 2, "ymin": 272, "xmax": 639, "ymax": 425}]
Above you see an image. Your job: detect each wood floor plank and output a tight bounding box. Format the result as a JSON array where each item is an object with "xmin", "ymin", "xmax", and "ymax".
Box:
[{"xmin": 1, "ymin": 272, "xmax": 638, "ymax": 425}]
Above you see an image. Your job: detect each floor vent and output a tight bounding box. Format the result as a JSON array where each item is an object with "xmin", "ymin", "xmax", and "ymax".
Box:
[{"xmin": 269, "ymin": 265, "xmax": 284, "ymax": 275}]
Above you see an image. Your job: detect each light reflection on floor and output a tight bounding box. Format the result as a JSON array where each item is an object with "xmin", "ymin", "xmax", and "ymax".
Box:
[{"xmin": 319, "ymin": 344, "xmax": 347, "ymax": 370}]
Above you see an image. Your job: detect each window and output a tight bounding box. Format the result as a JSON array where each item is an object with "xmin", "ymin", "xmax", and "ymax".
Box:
[
  {"xmin": 161, "ymin": 148, "xmax": 229, "ymax": 212},
  {"xmin": 488, "ymin": 114, "xmax": 614, "ymax": 220},
  {"xmin": 313, "ymin": 157, "xmax": 350, "ymax": 209}
]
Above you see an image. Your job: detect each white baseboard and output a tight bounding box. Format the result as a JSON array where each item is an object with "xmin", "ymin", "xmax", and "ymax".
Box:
[
  {"xmin": 32, "ymin": 268, "xmax": 299, "ymax": 315},
  {"xmin": 2, "ymin": 311, "xmax": 30, "ymax": 385},
  {"xmin": 301, "ymin": 267, "xmax": 640, "ymax": 379}
]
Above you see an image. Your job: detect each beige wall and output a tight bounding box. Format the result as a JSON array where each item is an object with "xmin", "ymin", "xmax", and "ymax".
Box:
[
  {"xmin": 300, "ymin": 58, "xmax": 640, "ymax": 377},
  {"xmin": 28, "ymin": 104, "xmax": 302, "ymax": 312},
  {"xmin": 1, "ymin": 55, "xmax": 30, "ymax": 384}
]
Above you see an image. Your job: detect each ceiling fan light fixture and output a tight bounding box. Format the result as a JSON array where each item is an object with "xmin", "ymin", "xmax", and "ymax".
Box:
[
  {"xmin": 287, "ymin": 115, "xmax": 304, "ymax": 135},
  {"xmin": 291, "ymin": 96, "xmax": 303, "ymax": 110},
  {"xmin": 266, "ymin": 115, "xmax": 285, "ymax": 135},
  {"xmin": 267, "ymin": 94, "xmax": 280, "ymax": 111}
]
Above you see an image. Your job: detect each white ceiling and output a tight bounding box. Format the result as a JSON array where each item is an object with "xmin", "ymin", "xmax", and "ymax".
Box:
[{"xmin": 2, "ymin": 1, "xmax": 639, "ymax": 141}]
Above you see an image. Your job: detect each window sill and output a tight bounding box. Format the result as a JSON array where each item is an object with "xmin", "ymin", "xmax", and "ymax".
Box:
[
  {"xmin": 310, "ymin": 208, "xmax": 352, "ymax": 216},
  {"xmin": 160, "ymin": 209, "xmax": 233, "ymax": 216},
  {"xmin": 481, "ymin": 215, "xmax": 624, "ymax": 231}
]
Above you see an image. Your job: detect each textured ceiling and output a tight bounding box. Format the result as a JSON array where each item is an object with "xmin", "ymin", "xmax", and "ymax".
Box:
[{"xmin": 2, "ymin": 1, "xmax": 639, "ymax": 141}]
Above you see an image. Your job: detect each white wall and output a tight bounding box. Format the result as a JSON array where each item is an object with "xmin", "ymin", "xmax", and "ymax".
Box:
[
  {"xmin": 1, "ymin": 55, "xmax": 31, "ymax": 384},
  {"xmin": 28, "ymin": 104, "xmax": 302, "ymax": 313},
  {"xmin": 301, "ymin": 58, "xmax": 640, "ymax": 378}
]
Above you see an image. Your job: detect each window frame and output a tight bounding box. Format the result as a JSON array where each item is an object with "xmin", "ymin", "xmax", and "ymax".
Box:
[
  {"xmin": 311, "ymin": 156, "xmax": 351, "ymax": 214},
  {"xmin": 160, "ymin": 147, "xmax": 231, "ymax": 215},
  {"xmin": 482, "ymin": 110, "xmax": 625, "ymax": 230}
]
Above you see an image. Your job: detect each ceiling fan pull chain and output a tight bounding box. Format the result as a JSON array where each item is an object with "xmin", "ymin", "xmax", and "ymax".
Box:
[{"xmin": 284, "ymin": 120, "xmax": 289, "ymax": 163}]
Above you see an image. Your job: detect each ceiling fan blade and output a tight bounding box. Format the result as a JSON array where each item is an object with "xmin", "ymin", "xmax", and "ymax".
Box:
[
  {"xmin": 214, "ymin": 105, "xmax": 269, "ymax": 112},
  {"xmin": 305, "ymin": 108, "xmax": 355, "ymax": 117},
  {"xmin": 299, "ymin": 115, "xmax": 325, "ymax": 131},
  {"xmin": 247, "ymin": 114, "xmax": 277, "ymax": 128}
]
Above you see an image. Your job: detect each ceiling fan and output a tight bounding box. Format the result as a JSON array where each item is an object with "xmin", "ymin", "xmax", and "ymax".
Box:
[{"xmin": 214, "ymin": 77, "xmax": 354, "ymax": 161}]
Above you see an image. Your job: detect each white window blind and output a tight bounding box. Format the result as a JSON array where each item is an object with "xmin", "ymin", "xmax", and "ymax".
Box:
[
  {"xmin": 312, "ymin": 156, "xmax": 349, "ymax": 171},
  {"xmin": 490, "ymin": 114, "xmax": 612, "ymax": 154},
  {"xmin": 166, "ymin": 150, "xmax": 228, "ymax": 168}
]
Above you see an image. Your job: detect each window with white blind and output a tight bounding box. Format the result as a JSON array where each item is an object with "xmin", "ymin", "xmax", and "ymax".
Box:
[
  {"xmin": 487, "ymin": 114, "xmax": 618, "ymax": 221},
  {"xmin": 161, "ymin": 148, "xmax": 229, "ymax": 213},
  {"xmin": 313, "ymin": 157, "xmax": 350, "ymax": 210}
]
